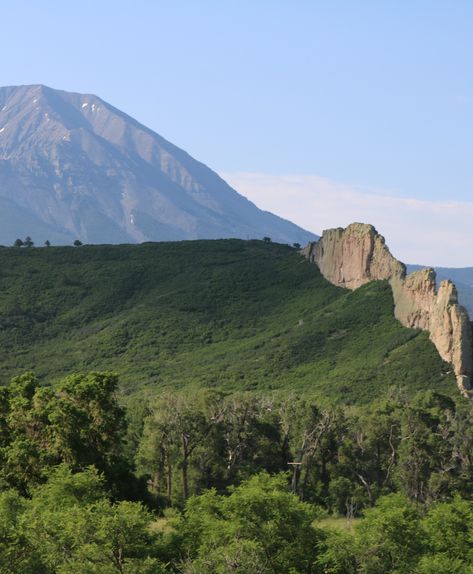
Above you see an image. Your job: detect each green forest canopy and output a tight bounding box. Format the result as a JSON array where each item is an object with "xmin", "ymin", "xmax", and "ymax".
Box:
[
  {"xmin": 1, "ymin": 370, "xmax": 473, "ymax": 573},
  {"xmin": 0, "ymin": 240, "xmax": 470, "ymax": 572}
]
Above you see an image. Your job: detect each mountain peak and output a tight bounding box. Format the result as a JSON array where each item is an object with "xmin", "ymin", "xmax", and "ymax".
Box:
[{"xmin": 0, "ymin": 85, "xmax": 317, "ymax": 245}]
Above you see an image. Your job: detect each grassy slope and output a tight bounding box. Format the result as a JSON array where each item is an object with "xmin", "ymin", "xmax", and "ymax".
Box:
[{"xmin": 0, "ymin": 240, "xmax": 455, "ymax": 403}]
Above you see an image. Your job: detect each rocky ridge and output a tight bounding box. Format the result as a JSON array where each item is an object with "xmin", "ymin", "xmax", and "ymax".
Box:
[{"xmin": 303, "ymin": 223, "xmax": 473, "ymax": 396}]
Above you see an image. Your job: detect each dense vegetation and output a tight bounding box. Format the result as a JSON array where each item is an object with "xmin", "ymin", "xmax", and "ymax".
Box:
[
  {"xmin": 2, "ymin": 371, "xmax": 473, "ymax": 572},
  {"xmin": 0, "ymin": 240, "xmax": 455, "ymax": 403},
  {"xmin": 0, "ymin": 239, "xmax": 468, "ymax": 572}
]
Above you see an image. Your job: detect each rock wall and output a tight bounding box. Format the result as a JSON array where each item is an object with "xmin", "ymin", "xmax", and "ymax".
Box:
[{"xmin": 303, "ymin": 223, "xmax": 473, "ymax": 396}]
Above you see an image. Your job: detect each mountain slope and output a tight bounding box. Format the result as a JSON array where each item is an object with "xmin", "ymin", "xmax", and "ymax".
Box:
[
  {"xmin": 0, "ymin": 85, "xmax": 316, "ymax": 245},
  {"xmin": 0, "ymin": 240, "xmax": 454, "ymax": 403}
]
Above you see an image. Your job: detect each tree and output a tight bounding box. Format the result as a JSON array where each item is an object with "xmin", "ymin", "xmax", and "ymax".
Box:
[
  {"xmin": 136, "ymin": 409, "xmax": 174, "ymax": 504},
  {"xmin": 218, "ymin": 394, "xmax": 269, "ymax": 483},
  {"xmin": 137, "ymin": 391, "xmax": 286, "ymax": 505},
  {"xmin": 13, "ymin": 239, "xmax": 23, "ymax": 248},
  {"xmin": 24, "ymin": 466, "xmax": 166, "ymax": 573},
  {"xmin": 137, "ymin": 391, "xmax": 211, "ymax": 504},
  {"xmin": 354, "ymin": 493, "xmax": 424, "ymax": 574},
  {"xmin": 416, "ymin": 555, "xmax": 469, "ymax": 574},
  {"xmin": 0, "ymin": 490, "xmax": 42, "ymax": 573},
  {"xmin": 337, "ymin": 399, "xmax": 402, "ymax": 508},
  {"xmin": 293, "ymin": 242, "xmax": 301, "ymax": 249},
  {"xmin": 1, "ymin": 373, "xmax": 52, "ymax": 494},
  {"xmin": 181, "ymin": 539, "xmax": 270, "ymax": 573},
  {"xmin": 176, "ymin": 473, "xmax": 322, "ymax": 574},
  {"xmin": 279, "ymin": 397, "xmax": 339, "ymax": 501},
  {"xmin": 24, "ymin": 237, "xmax": 34, "ymax": 248},
  {"xmin": 48, "ymin": 372, "xmax": 130, "ymax": 494},
  {"xmin": 421, "ymin": 496, "xmax": 473, "ymax": 565},
  {"xmin": 0, "ymin": 372, "xmax": 131, "ymax": 497},
  {"xmin": 44, "ymin": 240, "xmax": 50, "ymax": 247},
  {"xmin": 73, "ymin": 239, "xmax": 83, "ymax": 246},
  {"xmin": 262, "ymin": 236, "xmax": 272, "ymax": 243},
  {"xmin": 393, "ymin": 392, "xmax": 456, "ymax": 502},
  {"xmin": 316, "ymin": 528, "xmax": 358, "ymax": 574}
]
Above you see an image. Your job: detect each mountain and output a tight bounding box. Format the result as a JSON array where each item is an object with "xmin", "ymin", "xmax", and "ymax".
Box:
[
  {"xmin": 407, "ymin": 264, "xmax": 473, "ymax": 317},
  {"xmin": 0, "ymin": 240, "xmax": 453, "ymax": 403},
  {"xmin": 0, "ymin": 85, "xmax": 317, "ymax": 245}
]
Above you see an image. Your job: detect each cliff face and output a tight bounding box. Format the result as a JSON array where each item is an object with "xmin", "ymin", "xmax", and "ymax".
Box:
[{"xmin": 303, "ymin": 223, "xmax": 473, "ymax": 396}]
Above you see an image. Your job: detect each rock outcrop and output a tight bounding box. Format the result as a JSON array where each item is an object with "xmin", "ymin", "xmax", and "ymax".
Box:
[{"xmin": 303, "ymin": 223, "xmax": 473, "ymax": 396}]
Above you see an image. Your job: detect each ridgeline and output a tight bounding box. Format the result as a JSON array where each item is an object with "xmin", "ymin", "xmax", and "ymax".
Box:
[{"xmin": 0, "ymin": 239, "xmax": 454, "ymax": 403}]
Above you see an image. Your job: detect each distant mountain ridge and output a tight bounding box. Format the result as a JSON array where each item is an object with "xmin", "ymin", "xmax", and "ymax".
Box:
[{"xmin": 0, "ymin": 84, "xmax": 317, "ymax": 245}]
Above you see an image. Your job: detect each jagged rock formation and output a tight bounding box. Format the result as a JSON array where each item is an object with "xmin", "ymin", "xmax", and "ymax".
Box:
[
  {"xmin": 407, "ymin": 263, "xmax": 473, "ymax": 318},
  {"xmin": 303, "ymin": 223, "xmax": 473, "ymax": 396}
]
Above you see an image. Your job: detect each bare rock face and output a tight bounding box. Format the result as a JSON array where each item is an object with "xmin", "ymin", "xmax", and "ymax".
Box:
[
  {"xmin": 392, "ymin": 268, "xmax": 437, "ymax": 331},
  {"xmin": 302, "ymin": 223, "xmax": 405, "ymax": 288},
  {"xmin": 303, "ymin": 223, "xmax": 473, "ymax": 396}
]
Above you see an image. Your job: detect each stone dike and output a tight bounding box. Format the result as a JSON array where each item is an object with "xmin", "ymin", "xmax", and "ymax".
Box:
[{"xmin": 303, "ymin": 223, "xmax": 473, "ymax": 396}]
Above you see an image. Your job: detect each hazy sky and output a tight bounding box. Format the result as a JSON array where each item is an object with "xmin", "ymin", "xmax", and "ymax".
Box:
[{"xmin": 2, "ymin": 1, "xmax": 473, "ymax": 265}]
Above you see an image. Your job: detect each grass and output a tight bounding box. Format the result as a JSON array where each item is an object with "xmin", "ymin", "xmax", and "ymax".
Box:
[
  {"xmin": 0, "ymin": 239, "xmax": 456, "ymax": 403},
  {"xmin": 317, "ymin": 516, "xmax": 360, "ymax": 532}
]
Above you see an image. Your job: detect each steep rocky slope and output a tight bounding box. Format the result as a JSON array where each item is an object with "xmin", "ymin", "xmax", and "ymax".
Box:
[
  {"xmin": 303, "ymin": 223, "xmax": 473, "ymax": 396},
  {"xmin": 0, "ymin": 85, "xmax": 316, "ymax": 245}
]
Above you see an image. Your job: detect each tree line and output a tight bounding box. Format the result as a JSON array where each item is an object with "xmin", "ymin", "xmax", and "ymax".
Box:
[
  {"xmin": 1, "ymin": 372, "xmax": 473, "ymax": 572},
  {"xmin": 12, "ymin": 236, "xmax": 83, "ymax": 247},
  {"xmin": 136, "ymin": 388, "xmax": 473, "ymax": 512}
]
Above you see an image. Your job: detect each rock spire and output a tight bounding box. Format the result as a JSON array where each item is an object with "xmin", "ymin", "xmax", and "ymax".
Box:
[{"xmin": 303, "ymin": 223, "xmax": 473, "ymax": 396}]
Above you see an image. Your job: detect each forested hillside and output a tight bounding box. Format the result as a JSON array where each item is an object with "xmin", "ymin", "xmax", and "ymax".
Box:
[
  {"xmin": 0, "ymin": 240, "xmax": 470, "ymax": 573},
  {"xmin": 0, "ymin": 239, "xmax": 455, "ymax": 403}
]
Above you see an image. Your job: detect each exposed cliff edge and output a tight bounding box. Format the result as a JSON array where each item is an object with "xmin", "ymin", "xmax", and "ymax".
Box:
[{"xmin": 302, "ymin": 223, "xmax": 473, "ymax": 397}]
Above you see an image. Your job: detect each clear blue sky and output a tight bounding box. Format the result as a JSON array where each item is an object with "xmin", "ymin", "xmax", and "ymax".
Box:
[
  {"xmin": 3, "ymin": 0, "xmax": 472, "ymax": 199},
  {"xmin": 2, "ymin": 1, "xmax": 473, "ymax": 264}
]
